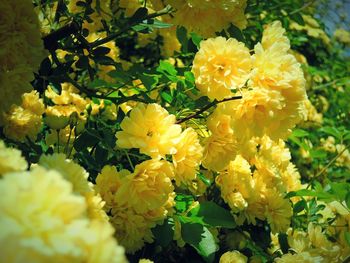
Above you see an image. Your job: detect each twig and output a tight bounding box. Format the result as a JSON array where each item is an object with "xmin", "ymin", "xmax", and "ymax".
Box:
[
  {"xmin": 314, "ymin": 144, "xmax": 349, "ymax": 178},
  {"xmin": 89, "ymin": 5, "xmax": 173, "ymax": 48},
  {"xmin": 290, "ymin": 0, "xmax": 316, "ymax": 15},
  {"xmin": 176, "ymin": 96, "xmax": 242, "ymax": 124},
  {"xmin": 43, "ymin": 20, "xmax": 81, "ymax": 50}
]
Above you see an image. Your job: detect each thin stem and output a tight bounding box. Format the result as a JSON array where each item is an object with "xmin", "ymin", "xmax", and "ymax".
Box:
[
  {"xmin": 89, "ymin": 5, "xmax": 174, "ymax": 48},
  {"xmin": 56, "ymin": 130, "xmax": 60, "ymax": 153},
  {"xmin": 315, "ymin": 144, "xmax": 349, "ymax": 178},
  {"xmin": 124, "ymin": 150, "xmax": 135, "ymax": 170},
  {"xmin": 176, "ymin": 96, "xmax": 242, "ymax": 124}
]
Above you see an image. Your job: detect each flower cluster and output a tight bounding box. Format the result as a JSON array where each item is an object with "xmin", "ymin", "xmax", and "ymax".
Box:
[
  {"xmin": 164, "ymin": 0, "xmax": 248, "ymax": 37},
  {"xmin": 95, "ymin": 160, "xmax": 175, "ymax": 252},
  {"xmin": 195, "ymin": 21, "xmax": 308, "ymax": 145},
  {"xmin": 3, "ymin": 91, "xmax": 45, "ymax": 142},
  {"xmin": 0, "ymin": 145, "xmax": 126, "ymax": 263},
  {"xmin": 116, "ymin": 103, "xmax": 203, "ymax": 187},
  {"xmin": 216, "ymin": 136, "xmax": 299, "ymax": 233}
]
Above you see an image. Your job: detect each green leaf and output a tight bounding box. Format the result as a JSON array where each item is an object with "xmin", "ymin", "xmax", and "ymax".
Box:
[
  {"xmin": 293, "ymin": 199, "xmax": 307, "ymax": 214},
  {"xmin": 75, "ymin": 56, "xmax": 89, "ymax": 69},
  {"xmin": 181, "ymin": 223, "xmax": 218, "ymax": 263},
  {"xmin": 292, "ymin": 128, "xmax": 309, "ymax": 138},
  {"xmin": 190, "ymin": 32, "xmax": 202, "ymax": 48},
  {"xmin": 139, "ymin": 73, "xmax": 159, "ymax": 90},
  {"xmin": 92, "ymin": 46, "xmax": 111, "ymax": 56},
  {"xmin": 198, "ymin": 172, "xmax": 211, "ymax": 187},
  {"xmin": 286, "ymin": 189, "xmax": 334, "ymax": 200},
  {"xmin": 226, "ymin": 23, "xmax": 245, "ymax": 43},
  {"xmin": 278, "ymin": 233, "xmax": 289, "ymax": 254},
  {"xmin": 345, "ymin": 232, "xmax": 350, "ymax": 247},
  {"xmin": 130, "ymin": 7, "xmax": 148, "ymax": 23},
  {"xmin": 74, "ymin": 129, "xmax": 100, "ymax": 151},
  {"xmin": 291, "ymin": 13, "xmax": 305, "ymax": 26},
  {"xmin": 175, "ymin": 194, "xmax": 194, "ymax": 213},
  {"xmin": 345, "ymin": 192, "xmax": 350, "ymax": 209},
  {"xmin": 176, "ymin": 26, "xmax": 188, "ymax": 53},
  {"xmin": 320, "ymin": 127, "xmax": 342, "ymax": 140},
  {"xmin": 189, "ymin": 201, "xmax": 236, "ymax": 229},
  {"xmin": 161, "ymin": 91, "xmax": 173, "ymax": 103},
  {"xmin": 157, "ymin": 60, "xmax": 178, "ymax": 76},
  {"xmin": 152, "ymin": 218, "xmax": 174, "ymax": 247}
]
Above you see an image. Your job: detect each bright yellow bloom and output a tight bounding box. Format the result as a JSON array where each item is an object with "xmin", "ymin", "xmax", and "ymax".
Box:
[
  {"xmin": 95, "ymin": 165, "xmax": 129, "ymax": 210},
  {"xmin": 3, "ymin": 105, "xmax": 42, "ymax": 142},
  {"xmin": 334, "ymin": 28, "xmax": 350, "ymax": 45},
  {"xmin": 165, "ymin": 0, "xmax": 247, "ymax": 37},
  {"xmin": 216, "ymin": 155, "xmax": 256, "ymax": 212},
  {"xmin": 263, "ymin": 188, "xmax": 292, "ymax": 233},
  {"xmin": 261, "ymin": 21, "xmax": 290, "ymax": 52},
  {"xmin": 173, "ymin": 128, "xmax": 203, "ymax": 186},
  {"xmin": 115, "ymin": 159, "xmax": 174, "ymax": 214},
  {"xmin": 3, "ymin": 91, "xmax": 45, "ymax": 142},
  {"xmin": 220, "ymin": 21, "xmax": 307, "ymax": 139},
  {"xmin": 275, "ymin": 252, "xmax": 324, "ymax": 263},
  {"xmin": 219, "ymin": 250, "xmax": 248, "ymax": 263},
  {"xmin": 0, "ymin": 165, "xmax": 126, "ymax": 262},
  {"xmin": 39, "ymin": 154, "xmax": 109, "ymax": 222},
  {"xmin": 39, "ymin": 153, "xmax": 92, "ymax": 195},
  {"xmin": 111, "ymin": 207, "xmax": 155, "ymax": 253},
  {"xmin": 202, "ymin": 133, "xmax": 238, "ymax": 172},
  {"xmin": 0, "ymin": 140, "xmax": 28, "ymax": 175},
  {"xmin": 192, "ymin": 37, "xmax": 252, "ymax": 100},
  {"xmin": 116, "ymin": 103, "xmax": 182, "ymax": 158}
]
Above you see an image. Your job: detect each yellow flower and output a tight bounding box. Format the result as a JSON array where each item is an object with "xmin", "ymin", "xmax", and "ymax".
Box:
[
  {"xmin": 173, "ymin": 128, "xmax": 203, "ymax": 186},
  {"xmin": 261, "ymin": 21, "xmax": 290, "ymax": 52},
  {"xmin": 3, "ymin": 105, "xmax": 42, "ymax": 142},
  {"xmin": 39, "ymin": 154, "xmax": 110, "ymax": 222},
  {"xmin": 22, "ymin": 90, "xmax": 45, "ymax": 116},
  {"xmin": 95, "ymin": 165, "xmax": 129, "ymax": 210},
  {"xmin": 219, "ymin": 21, "xmax": 307, "ymax": 140},
  {"xmin": 217, "ymin": 155, "xmax": 256, "ymax": 212},
  {"xmin": 0, "ymin": 162, "xmax": 126, "ymax": 262},
  {"xmin": 192, "ymin": 37, "xmax": 252, "ymax": 100},
  {"xmin": 202, "ymin": 133, "xmax": 238, "ymax": 172},
  {"xmin": 39, "ymin": 153, "xmax": 92, "ymax": 195},
  {"xmin": 219, "ymin": 250, "xmax": 248, "ymax": 263},
  {"xmin": 115, "ymin": 159, "xmax": 174, "ymax": 214},
  {"xmin": 82, "ymin": 220, "xmax": 127, "ymax": 263},
  {"xmin": 0, "ymin": 0, "xmax": 46, "ymax": 119},
  {"xmin": 3, "ymin": 91, "xmax": 45, "ymax": 142},
  {"xmin": 139, "ymin": 259, "xmax": 154, "ymax": 263},
  {"xmin": 263, "ymin": 188, "xmax": 292, "ymax": 233},
  {"xmin": 116, "ymin": 103, "xmax": 182, "ymax": 158},
  {"xmin": 110, "ymin": 207, "xmax": 154, "ymax": 253},
  {"xmin": 165, "ymin": 0, "xmax": 247, "ymax": 37},
  {"xmin": 0, "ymin": 140, "xmax": 28, "ymax": 175},
  {"xmin": 301, "ymin": 99, "xmax": 323, "ymax": 126},
  {"xmin": 334, "ymin": 28, "xmax": 350, "ymax": 45},
  {"xmin": 0, "ymin": 166, "xmax": 86, "ymax": 261},
  {"xmin": 275, "ymin": 252, "xmax": 324, "ymax": 263}
]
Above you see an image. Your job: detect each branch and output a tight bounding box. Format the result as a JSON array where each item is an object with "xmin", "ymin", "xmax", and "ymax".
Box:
[
  {"xmin": 176, "ymin": 96, "xmax": 242, "ymax": 124},
  {"xmin": 89, "ymin": 5, "xmax": 174, "ymax": 48},
  {"xmin": 43, "ymin": 20, "xmax": 81, "ymax": 50}
]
